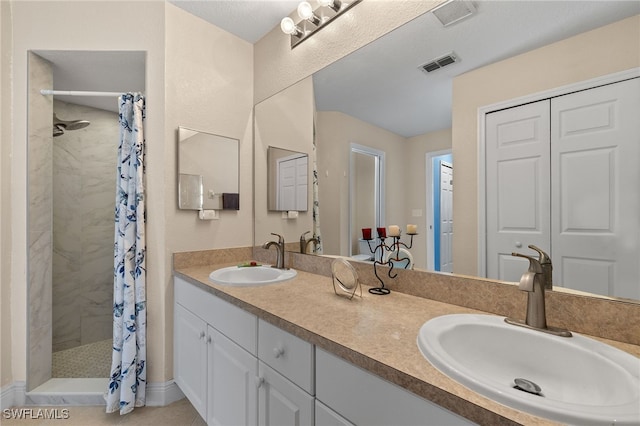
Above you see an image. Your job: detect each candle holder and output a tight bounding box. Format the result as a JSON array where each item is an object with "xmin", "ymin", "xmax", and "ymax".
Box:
[{"xmin": 365, "ymin": 232, "xmax": 416, "ymax": 295}]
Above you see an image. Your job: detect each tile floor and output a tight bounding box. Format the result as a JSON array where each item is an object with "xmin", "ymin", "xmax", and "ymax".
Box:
[
  {"xmin": 2, "ymin": 398, "xmax": 206, "ymax": 425},
  {"xmin": 52, "ymin": 340, "xmax": 112, "ymax": 378}
]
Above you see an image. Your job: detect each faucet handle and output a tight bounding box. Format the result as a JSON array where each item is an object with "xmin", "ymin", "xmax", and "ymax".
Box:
[
  {"xmin": 528, "ymin": 245, "xmax": 551, "ymax": 265},
  {"xmin": 511, "ymin": 252, "xmax": 543, "ymax": 274}
]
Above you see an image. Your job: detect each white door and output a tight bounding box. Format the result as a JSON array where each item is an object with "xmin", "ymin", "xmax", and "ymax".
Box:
[
  {"xmin": 486, "ymin": 100, "xmax": 551, "ymax": 281},
  {"xmin": 208, "ymin": 325, "xmax": 258, "ymax": 426},
  {"xmin": 551, "ymin": 78, "xmax": 640, "ymax": 299},
  {"xmin": 277, "ymin": 158, "xmax": 297, "ymax": 211},
  {"xmin": 174, "ymin": 304, "xmax": 208, "ymax": 421},
  {"xmin": 277, "ymin": 155, "xmax": 308, "ymax": 211},
  {"xmin": 258, "ymin": 362, "xmax": 314, "ymax": 426},
  {"xmin": 439, "ymin": 161, "xmax": 454, "ymax": 273}
]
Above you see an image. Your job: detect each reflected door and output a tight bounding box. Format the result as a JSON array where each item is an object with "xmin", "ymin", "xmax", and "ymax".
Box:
[
  {"xmin": 551, "ymin": 78, "xmax": 640, "ymax": 299},
  {"xmin": 439, "ymin": 161, "xmax": 454, "ymax": 273},
  {"xmin": 486, "ymin": 100, "xmax": 551, "ymax": 281},
  {"xmin": 486, "ymin": 78, "xmax": 639, "ymax": 298}
]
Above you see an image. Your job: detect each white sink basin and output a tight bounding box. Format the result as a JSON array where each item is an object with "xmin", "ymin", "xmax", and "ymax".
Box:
[
  {"xmin": 417, "ymin": 314, "xmax": 640, "ymax": 425},
  {"xmin": 208, "ymin": 265, "xmax": 297, "ymax": 287}
]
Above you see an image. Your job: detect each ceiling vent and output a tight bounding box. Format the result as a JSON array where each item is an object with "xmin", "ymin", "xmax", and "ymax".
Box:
[
  {"xmin": 419, "ymin": 52, "xmax": 459, "ymax": 74},
  {"xmin": 432, "ymin": 0, "xmax": 476, "ymax": 27}
]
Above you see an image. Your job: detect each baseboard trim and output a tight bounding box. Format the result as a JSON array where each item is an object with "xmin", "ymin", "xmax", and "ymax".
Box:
[
  {"xmin": 1, "ymin": 381, "xmax": 26, "ymax": 410},
  {"xmin": 145, "ymin": 380, "xmax": 185, "ymax": 407}
]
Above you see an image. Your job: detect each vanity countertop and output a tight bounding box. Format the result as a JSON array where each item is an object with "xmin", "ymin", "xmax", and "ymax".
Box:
[{"xmin": 174, "ymin": 263, "xmax": 640, "ymax": 426}]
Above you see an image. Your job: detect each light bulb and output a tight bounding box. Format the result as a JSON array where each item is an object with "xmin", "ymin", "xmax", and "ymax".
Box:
[
  {"xmin": 280, "ymin": 17, "xmax": 297, "ymax": 35},
  {"xmin": 297, "ymin": 2, "xmax": 314, "ymax": 20}
]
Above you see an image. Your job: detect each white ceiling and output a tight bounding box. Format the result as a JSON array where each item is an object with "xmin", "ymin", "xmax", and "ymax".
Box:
[{"xmin": 37, "ymin": 1, "xmax": 640, "ymax": 136}]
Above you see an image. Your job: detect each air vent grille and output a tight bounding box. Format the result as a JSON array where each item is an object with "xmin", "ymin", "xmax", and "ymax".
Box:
[
  {"xmin": 419, "ymin": 52, "xmax": 459, "ymax": 74},
  {"xmin": 432, "ymin": 0, "xmax": 477, "ymax": 27}
]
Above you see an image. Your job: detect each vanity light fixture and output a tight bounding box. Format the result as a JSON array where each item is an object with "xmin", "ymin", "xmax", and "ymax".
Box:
[{"xmin": 281, "ymin": 0, "xmax": 362, "ymax": 48}]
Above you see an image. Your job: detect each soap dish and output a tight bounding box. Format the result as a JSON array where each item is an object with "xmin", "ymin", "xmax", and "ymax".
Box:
[{"xmin": 331, "ymin": 258, "xmax": 362, "ymax": 300}]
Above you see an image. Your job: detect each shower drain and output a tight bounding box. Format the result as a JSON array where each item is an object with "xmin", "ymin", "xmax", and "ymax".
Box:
[{"xmin": 513, "ymin": 378, "xmax": 543, "ymax": 396}]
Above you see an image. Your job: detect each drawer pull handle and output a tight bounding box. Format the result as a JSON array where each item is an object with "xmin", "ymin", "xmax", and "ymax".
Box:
[
  {"xmin": 199, "ymin": 331, "xmax": 205, "ymax": 339},
  {"xmin": 207, "ymin": 335, "xmax": 212, "ymax": 344},
  {"xmin": 256, "ymin": 376, "xmax": 265, "ymax": 388},
  {"xmin": 273, "ymin": 346, "xmax": 285, "ymax": 358}
]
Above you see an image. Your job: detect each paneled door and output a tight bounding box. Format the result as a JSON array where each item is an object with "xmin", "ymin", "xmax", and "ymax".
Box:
[
  {"xmin": 486, "ymin": 100, "xmax": 551, "ymax": 281},
  {"xmin": 551, "ymin": 78, "xmax": 640, "ymax": 299},
  {"xmin": 486, "ymin": 78, "xmax": 639, "ymax": 298}
]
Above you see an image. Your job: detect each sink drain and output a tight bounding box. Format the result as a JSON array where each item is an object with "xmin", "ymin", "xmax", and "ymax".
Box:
[{"xmin": 514, "ymin": 378, "xmax": 543, "ymax": 396}]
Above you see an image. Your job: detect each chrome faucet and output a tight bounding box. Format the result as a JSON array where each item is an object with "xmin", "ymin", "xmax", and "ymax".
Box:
[
  {"xmin": 505, "ymin": 245, "xmax": 572, "ymax": 337},
  {"xmin": 262, "ymin": 233, "xmax": 286, "ymax": 269},
  {"xmin": 300, "ymin": 231, "xmax": 319, "ymax": 254}
]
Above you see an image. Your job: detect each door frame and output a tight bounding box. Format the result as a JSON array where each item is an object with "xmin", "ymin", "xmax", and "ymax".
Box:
[
  {"xmin": 425, "ymin": 149, "xmax": 452, "ymax": 271},
  {"xmin": 349, "ymin": 143, "xmax": 386, "ymax": 257},
  {"xmin": 477, "ymin": 68, "xmax": 640, "ymax": 277}
]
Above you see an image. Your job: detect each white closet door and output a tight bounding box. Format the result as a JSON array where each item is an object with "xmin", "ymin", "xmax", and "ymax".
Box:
[
  {"xmin": 486, "ymin": 100, "xmax": 551, "ymax": 281},
  {"xmin": 551, "ymin": 78, "xmax": 640, "ymax": 299}
]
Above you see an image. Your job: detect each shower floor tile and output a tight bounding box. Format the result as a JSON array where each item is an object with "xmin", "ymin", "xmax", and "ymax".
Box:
[{"xmin": 52, "ymin": 339, "xmax": 112, "ymax": 378}]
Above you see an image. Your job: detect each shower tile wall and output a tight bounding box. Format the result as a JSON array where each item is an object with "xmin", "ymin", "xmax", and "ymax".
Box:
[
  {"xmin": 28, "ymin": 52, "xmax": 54, "ymax": 390},
  {"xmin": 52, "ymin": 100, "xmax": 118, "ymax": 353}
]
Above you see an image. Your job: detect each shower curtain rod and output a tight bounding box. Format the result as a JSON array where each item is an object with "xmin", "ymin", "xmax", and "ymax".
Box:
[{"xmin": 40, "ymin": 89, "xmax": 124, "ymax": 97}]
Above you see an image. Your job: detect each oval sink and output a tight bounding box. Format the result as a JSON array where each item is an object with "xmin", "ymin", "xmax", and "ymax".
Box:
[
  {"xmin": 209, "ymin": 265, "xmax": 297, "ymax": 287},
  {"xmin": 417, "ymin": 314, "xmax": 640, "ymax": 425}
]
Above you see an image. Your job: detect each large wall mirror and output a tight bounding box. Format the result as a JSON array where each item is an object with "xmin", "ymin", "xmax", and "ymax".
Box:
[
  {"xmin": 178, "ymin": 127, "xmax": 240, "ymax": 210},
  {"xmin": 253, "ymin": 2, "xmax": 640, "ymax": 303}
]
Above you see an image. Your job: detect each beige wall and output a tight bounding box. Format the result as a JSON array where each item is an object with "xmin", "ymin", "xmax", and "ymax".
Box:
[
  {"xmin": 253, "ymin": 0, "xmax": 445, "ymax": 104},
  {"xmin": 452, "ymin": 15, "xmax": 640, "ymax": 277},
  {"xmin": 1, "ymin": 0, "xmax": 13, "ymax": 389},
  {"xmin": 254, "ymin": 77, "xmax": 314, "ymax": 246},
  {"xmin": 315, "ymin": 111, "xmax": 407, "ymax": 256},
  {"xmin": 405, "ymin": 129, "xmax": 452, "ymax": 269}
]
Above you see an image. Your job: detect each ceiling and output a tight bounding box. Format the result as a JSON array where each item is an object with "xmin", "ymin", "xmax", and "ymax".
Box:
[{"xmin": 38, "ymin": 1, "xmax": 639, "ymax": 137}]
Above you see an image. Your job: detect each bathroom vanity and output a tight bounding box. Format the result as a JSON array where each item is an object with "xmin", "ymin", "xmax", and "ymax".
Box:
[{"xmin": 173, "ymin": 255, "xmax": 640, "ymax": 425}]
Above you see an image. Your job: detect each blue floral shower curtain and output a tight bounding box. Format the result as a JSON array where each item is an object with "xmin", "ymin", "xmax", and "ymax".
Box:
[{"xmin": 106, "ymin": 93, "xmax": 147, "ymax": 415}]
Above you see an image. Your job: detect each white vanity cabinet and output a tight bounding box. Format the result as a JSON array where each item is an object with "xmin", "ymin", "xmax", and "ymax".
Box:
[
  {"xmin": 316, "ymin": 348, "xmax": 475, "ymax": 426},
  {"xmin": 174, "ymin": 277, "xmax": 258, "ymax": 425},
  {"xmin": 257, "ymin": 319, "xmax": 315, "ymax": 426}
]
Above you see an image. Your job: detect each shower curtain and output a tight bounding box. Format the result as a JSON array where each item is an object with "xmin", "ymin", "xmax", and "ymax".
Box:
[
  {"xmin": 312, "ymin": 118, "xmax": 323, "ymax": 254},
  {"xmin": 106, "ymin": 93, "xmax": 147, "ymax": 415}
]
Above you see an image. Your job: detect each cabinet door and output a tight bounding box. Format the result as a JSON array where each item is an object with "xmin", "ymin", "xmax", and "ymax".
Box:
[
  {"xmin": 174, "ymin": 303, "xmax": 207, "ymax": 420},
  {"xmin": 315, "ymin": 400, "xmax": 354, "ymax": 426},
  {"xmin": 208, "ymin": 325, "xmax": 258, "ymax": 426},
  {"xmin": 258, "ymin": 362, "xmax": 314, "ymax": 426}
]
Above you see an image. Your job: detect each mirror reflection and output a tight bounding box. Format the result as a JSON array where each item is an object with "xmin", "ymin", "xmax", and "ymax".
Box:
[
  {"xmin": 267, "ymin": 146, "xmax": 309, "ymax": 212},
  {"xmin": 178, "ymin": 127, "xmax": 240, "ymax": 211},
  {"xmin": 253, "ymin": 2, "xmax": 640, "ymax": 303}
]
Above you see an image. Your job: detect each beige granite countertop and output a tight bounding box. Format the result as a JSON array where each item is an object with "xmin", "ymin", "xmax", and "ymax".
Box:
[{"xmin": 174, "ymin": 262, "xmax": 640, "ymax": 426}]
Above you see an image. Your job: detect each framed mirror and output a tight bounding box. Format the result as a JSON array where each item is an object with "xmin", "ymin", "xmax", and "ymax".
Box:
[
  {"xmin": 267, "ymin": 146, "xmax": 309, "ymax": 212},
  {"xmin": 178, "ymin": 127, "xmax": 240, "ymax": 210}
]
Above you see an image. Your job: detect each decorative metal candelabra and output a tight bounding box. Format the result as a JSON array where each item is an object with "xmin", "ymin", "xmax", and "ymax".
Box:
[{"xmin": 365, "ymin": 232, "xmax": 416, "ymax": 295}]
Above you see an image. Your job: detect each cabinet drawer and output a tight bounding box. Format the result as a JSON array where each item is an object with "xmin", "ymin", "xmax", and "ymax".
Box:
[
  {"xmin": 316, "ymin": 348, "xmax": 474, "ymax": 425},
  {"xmin": 175, "ymin": 276, "xmax": 257, "ymax": 355},
  {"xmin": 258, "ymin": 319, "xmax": 314, "ymax": 394}
]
